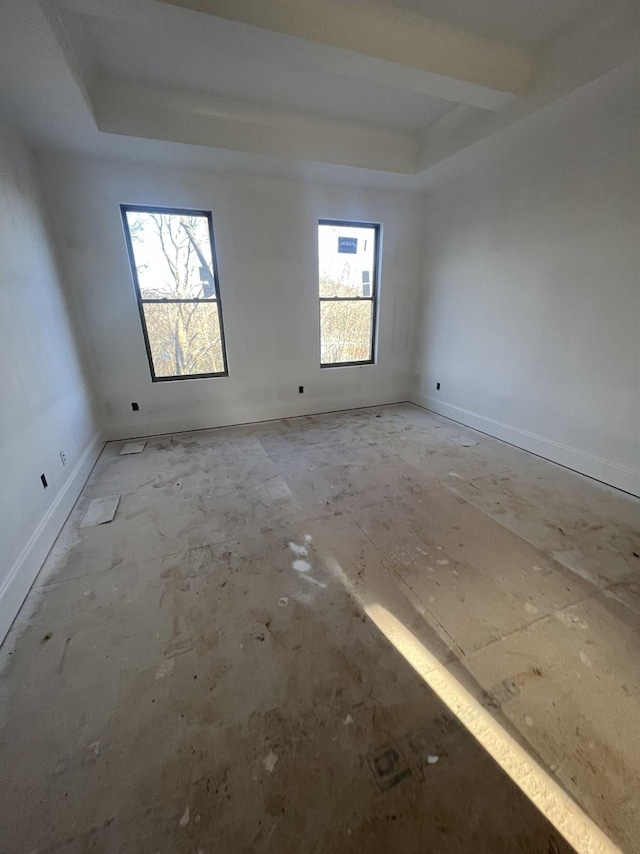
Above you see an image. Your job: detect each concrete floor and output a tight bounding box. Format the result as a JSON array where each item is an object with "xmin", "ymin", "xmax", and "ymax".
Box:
[{"xmin": 1, "ymin": 404, "xmax": 638, "ymax": 853}]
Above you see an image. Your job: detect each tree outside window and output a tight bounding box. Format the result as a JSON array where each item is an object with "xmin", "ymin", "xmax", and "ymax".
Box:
[{"xmin": 121, "ymin": 206, "xmax": 228, "ymax": 381}]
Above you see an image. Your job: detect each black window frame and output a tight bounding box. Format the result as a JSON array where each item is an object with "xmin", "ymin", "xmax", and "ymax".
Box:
[
  {"xmin": 120, "ymin": 203, "xmax": 229, "ymax": 382},
  {"xmin": 318, "ymin": 218, "xmax": 380, "ymax": 368}
]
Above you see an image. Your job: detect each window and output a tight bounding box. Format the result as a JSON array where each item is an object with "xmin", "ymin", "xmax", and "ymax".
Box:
[
  {"xmin": 121, "ymin": 205, "xmax": 228, "ymax": 381},
  {"xmin": 318, "ymin": 220, "xmax": 380, "ymax": 367}
]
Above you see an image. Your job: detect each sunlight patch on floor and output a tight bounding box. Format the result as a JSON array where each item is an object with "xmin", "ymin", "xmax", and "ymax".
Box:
[
  {"xmin": 365, "ymin": 602, "xmax": 622, "ymax": 854},
  {"xmin": 321, "ymin": 551, "xmax": 622, "ymax": 854}
]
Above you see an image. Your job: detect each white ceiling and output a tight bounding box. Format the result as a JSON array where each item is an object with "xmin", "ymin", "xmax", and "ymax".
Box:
[
  {"xmin": 375, "ymin": 0, "xmax": 603, "ymax": 49},
  {"xmin": 76, "ymin": 11, "xmax": 454, "ymax": 133},
  {"xmin": 0, "ymin": 0, "xmax": 636, "ymax": 188}
]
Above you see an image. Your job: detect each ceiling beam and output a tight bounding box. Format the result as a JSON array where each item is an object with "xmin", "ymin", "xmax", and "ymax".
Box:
[
  {"xmin": 417, "ymin": 0, "xmax": 640, "ymax": 174},
  {"xmin": 92, "ymin": 78, "xmax": 419, "ymax": 173},
  {"xmin": 158, "ymin": 0, "xmax": 533, "ymax": 97}
]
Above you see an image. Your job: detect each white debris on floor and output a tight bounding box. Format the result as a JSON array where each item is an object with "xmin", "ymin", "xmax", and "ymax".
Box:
[
  {"xmin": 449, "ymin": 436, "xmax": 479, "ymax": 447},
  {"xmin": 119, "ymin": 441, "xmax": 147, "ymax": 455},
  {"xmin": 79, "ymin": 495, "xmax": 120, "ymax": 528}
]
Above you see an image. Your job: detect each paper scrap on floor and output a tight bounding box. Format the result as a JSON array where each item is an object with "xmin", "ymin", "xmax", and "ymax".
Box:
[
  {"xmin": 449, "ymin": 436, "xmax": 479, "ymax": 447},
  {"xmin": 80, "ymin": 495, "xmax": 121, "ymax": 528},
  {"xmin": 120, "ymin": 441, "xmax": 146, "ymax": 455}
]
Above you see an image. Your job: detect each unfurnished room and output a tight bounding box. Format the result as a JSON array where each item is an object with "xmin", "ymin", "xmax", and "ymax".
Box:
[{"xmin": 0, "ymin": 1, "xmax": 639, "ymax": 852}]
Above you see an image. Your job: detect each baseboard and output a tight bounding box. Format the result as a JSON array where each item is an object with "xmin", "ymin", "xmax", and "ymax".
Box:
[
  {"xmin": 412, "ymin": 393, "xmax": 640, "ymax": 498},
  {"xmin": 0, "ymin": 433, "xmax": 104, "ymax": 644},
  {"xmin": 102, "ymin": 393, "xmax": 410, "ymax": 442}
]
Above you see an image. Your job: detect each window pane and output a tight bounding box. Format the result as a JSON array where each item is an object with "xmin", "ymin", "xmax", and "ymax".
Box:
[
  {"xmin": 318, "ymin": 223, "xmax": 377, "ymax": 298},
  {"xmin": 142, "ymin": 302, "xmax": 224, "ymax": 377},
  {"xmin": 125, "ymin": 211, "xmax": 217, "ymax": 300},
  {"xmin": 320, "ymin": 300, "xmax": 373, "ymax": 365}
]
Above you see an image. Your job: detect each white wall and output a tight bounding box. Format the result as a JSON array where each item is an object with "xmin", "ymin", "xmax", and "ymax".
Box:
[
  {"xmin": 37, "ymin": 156, "xmax": 423, "ymax": 439},
  {"xmin": 0, "ymin": 126, "xmax": 100, "ymax": 640},
  {"xmin": 413, "ymin": 66, "xmax": 640, "ymax": 496}
]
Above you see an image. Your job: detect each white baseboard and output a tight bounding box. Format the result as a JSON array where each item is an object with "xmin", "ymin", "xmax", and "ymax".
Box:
[
  {"xmin": 412, "ymin": 393, "xmax": 640, "ymax": 498},
  {"xmin": 102, "ymin": 393, "xmax": 410, "ymax": 442},
  {"xmin": 0, "ymin": 433, "xmax": 104, "ymax": 644}
]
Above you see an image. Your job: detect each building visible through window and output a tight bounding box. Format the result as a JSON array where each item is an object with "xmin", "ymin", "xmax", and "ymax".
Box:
[
  {"xmin": 121, "ymin": 205, "xmax": 228, "ymax": 381},
  {"xmin": 318, "ymin": 220, "xmax": 380, "ymax": 366}
]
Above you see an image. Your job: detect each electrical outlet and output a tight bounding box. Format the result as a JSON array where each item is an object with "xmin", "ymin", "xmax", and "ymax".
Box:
[
  {"xmin": 299, "ymin": 386, "xmax": 304, "ymax": 394},
  {"xmin": 60, "ymin": 451, "xmax": 66, "ymax": 466},
  {"xmin": 132, "ymin": 402, "xmax": 139, "ymax": 411},
  {"xmin": 41, "ymin": 473, "xmax": 48, "ymax": 489},
  {"xmin": 436, "ymin": 382, "xmax": 441, "ymax": 390}
]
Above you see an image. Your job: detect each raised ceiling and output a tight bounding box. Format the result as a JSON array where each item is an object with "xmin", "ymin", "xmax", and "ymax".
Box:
[
  {"xmin": 78, "ymin": 12, "xmax": 455, "ymax": 133},
  {"xmin": 0, "ymin": 0, "xmax": 637, "ymax": 187},
  {"xmin": 370, "ymin": 0, "xmax": 602, "ymax": 49}
]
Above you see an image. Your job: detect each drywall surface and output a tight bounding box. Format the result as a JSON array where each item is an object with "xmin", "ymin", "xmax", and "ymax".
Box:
[
  {"xmin": 37, "ymin": 156, "xmax": 423, "ymax": 438},
  {"xmin": 413, "ymin": 68, "xmax": 640, "ymax": 496},
  {"xmin": 0, "ymin": 125, "xmax": 99, "ymax": 640}
]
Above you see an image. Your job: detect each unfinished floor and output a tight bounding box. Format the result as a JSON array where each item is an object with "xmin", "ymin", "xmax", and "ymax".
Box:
[{"xmin": 1, "ymin": 404, "xmax": 638, "ymax": 853}]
